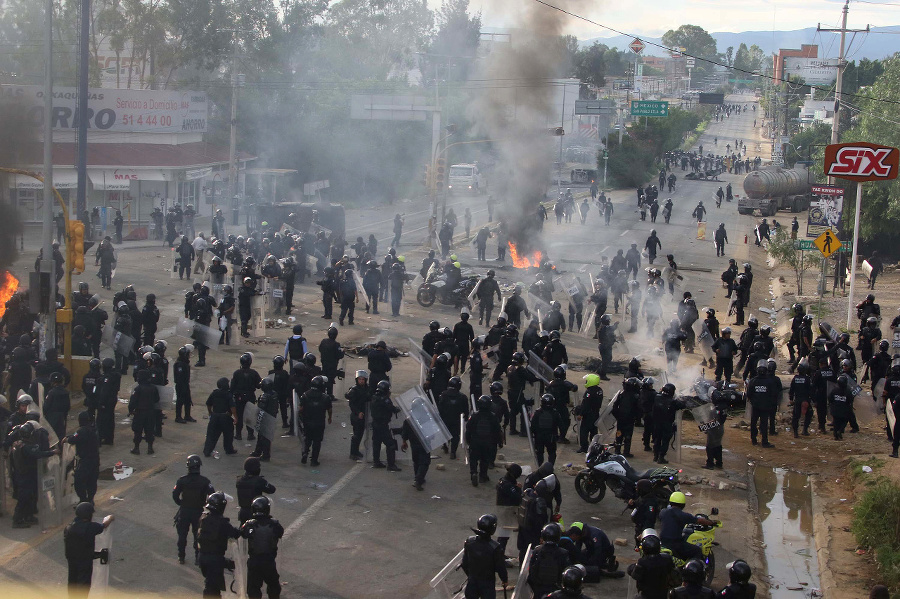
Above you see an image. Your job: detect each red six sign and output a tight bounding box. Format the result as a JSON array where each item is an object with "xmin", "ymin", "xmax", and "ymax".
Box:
[{"xmin": 824, "ymin": 142, "xmax": 899, "ymax": 182}]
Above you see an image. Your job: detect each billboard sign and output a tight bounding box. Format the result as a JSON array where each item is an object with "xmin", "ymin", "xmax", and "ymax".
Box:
[
  {"xmin": 824, "ymin": 142, "xmax": 900, "ymax": 182},
  {"xmin": 0, "ymin": 85, "xmax": 208, "ymax": 133}
]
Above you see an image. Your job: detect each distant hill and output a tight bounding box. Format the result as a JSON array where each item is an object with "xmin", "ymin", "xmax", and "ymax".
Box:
[{"xmin": 579, "ymin": 27, "xmax": 900, "ymax": 60}]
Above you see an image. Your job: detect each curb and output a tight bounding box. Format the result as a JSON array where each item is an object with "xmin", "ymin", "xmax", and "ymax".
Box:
[{"xmin": 809, "ymin": 475, "xmax": 834, "ymax": 598}]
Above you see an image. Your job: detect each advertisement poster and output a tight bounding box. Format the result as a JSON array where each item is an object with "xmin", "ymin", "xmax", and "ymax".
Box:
[{"xmin": 807, "ymin": 185, "xmax": 844, "ymax": 238}]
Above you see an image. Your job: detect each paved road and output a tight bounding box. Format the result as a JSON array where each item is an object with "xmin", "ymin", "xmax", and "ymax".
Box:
[{"xmin": 0, "ymin": 95, "xmax": 773, "ymax": 597}]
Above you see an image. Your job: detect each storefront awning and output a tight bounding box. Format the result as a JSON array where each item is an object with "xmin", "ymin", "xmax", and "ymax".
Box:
[
  {"xmin": 11, "ymin": 170, "xmax": 78, "ymax": 190},
  {"xmin": 89, "ymin": 169, "xmax": 168, "ymax": 191}
]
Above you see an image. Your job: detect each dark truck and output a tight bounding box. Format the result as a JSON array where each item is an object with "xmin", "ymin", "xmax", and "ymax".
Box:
[
  {"xmin": 254, "ymin": 201, "xmax": 346, "ymax": 238},
  {"xmin": 738, "ymin": 167, "xmax": 811, "ymax": 217}
]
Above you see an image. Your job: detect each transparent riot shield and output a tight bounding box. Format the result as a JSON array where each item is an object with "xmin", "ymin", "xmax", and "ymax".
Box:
[
  {"xmin": 175, "ymin": 319, "xmax": 222, "ymax": 351},
  {"xmin": 873, "ymin": 378, "xmax": 886, "ymax": 410},
  {"xmin": 100, "ymin": 326, "xmax": 135, "ymax": 356},
  {"xmin": 818, "ymin": 321, "xmax": 840, "ymax": 342},
  {"xmin": 580, "ymin": 305, "xmax": 597, "ymax": 337},
  {"xmin": 394, "ymin": 389, "xmax": 452, "ymax": 453},
  {"xmin": 460, "ymin": 414, "xmax": 468, "ymax": 465},
  {"xmin": 408, "ymin": 338, "xmax": 433, "ymax": 385},
  {"xmin": 691, "ymin": 403, "xmax": 719, "ymax": 433},
  {"xmin": 594, "ymin": 390, "xmax": 620, "ymax": 444},
  {"xmin": 510, "ymin": 544, "xmax": 533, "ymax": 599},
  {"xmin": 60, "ymin": 442, "xmax": 78, "ymax": 512},
  {"xmin": 527, "ymin": 292, "xmax": 551, "ymax": 317},
  {"xmin": 230, "ymin": 537, "xmax": 248, "ymax": 599},
  {"xmin": 268, "ymin": 280, "xmax": 285, "ymax": 313},
  {"xmin": 38, "ymin": 454, "xmax": 62, "ymax": 530},
  {"xmin": 521, "ymin": 405, "xmax": 538, "ymax": 467},
  {"xmin": 428, "ymin": 547, "xmax": 465, "ymax": 599},
  {"xmin": 527, "ymin": 351, "xmax": 553, "ymax": 384},
  {"xmin": 155, "ymin": 385, "xmax": 175, "ymax": 410},
  {"xmin": 467, "ymin": 279, "xmax": 482, "ymax": 307},
  {"xmin": 242, "ymin": 402, "xmax": 277, "ymax": 441},
  {"xmin": 89, "ymin": 523, "xmax": 113, "ymax": 596},
  {"xmin": 626, "ymin": 571, "xmax": 638, "ymax": 599},
  {"xmin": 887, "ymin": 401, "xmax": 897, "ymax": 432},
  {"xmin": 697, "ymin": 322, "xmax": 715, "ymax": 361}
]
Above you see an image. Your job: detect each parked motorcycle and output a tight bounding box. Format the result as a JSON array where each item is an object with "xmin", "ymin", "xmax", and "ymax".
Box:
[
  {"xmin": 416, "ymin": 268, "xmax": 477, "ymax": 308},
  {"xmin": 574, "ymin": 436, "xmax": 680, "ymax": 505}
]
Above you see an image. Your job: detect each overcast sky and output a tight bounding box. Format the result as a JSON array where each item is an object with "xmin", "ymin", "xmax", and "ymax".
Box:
[{"xmin": 460, "ymin": 0, "xmax": 899, "ymax": 39}]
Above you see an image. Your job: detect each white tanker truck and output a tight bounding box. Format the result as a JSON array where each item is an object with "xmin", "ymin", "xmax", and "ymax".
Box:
[{"xmin": 738, "ymin": 166, "xmax": 812, "ymax": 217}]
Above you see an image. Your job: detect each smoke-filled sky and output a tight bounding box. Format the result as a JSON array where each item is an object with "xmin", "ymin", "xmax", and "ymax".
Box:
[{"xmin": 453, "ymin": 0, "xmax": 898, "ymax": 39}]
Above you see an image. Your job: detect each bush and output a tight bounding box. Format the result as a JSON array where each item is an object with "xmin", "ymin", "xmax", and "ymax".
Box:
[{"xmin": 852, "ymin": 478, "xmax": 900, "ymax": 592}]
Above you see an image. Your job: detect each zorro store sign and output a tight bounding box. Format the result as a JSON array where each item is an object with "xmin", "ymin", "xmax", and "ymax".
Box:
[{"xmin": 0, "ymin": 85, "xmax": 208, "ymax": 134}]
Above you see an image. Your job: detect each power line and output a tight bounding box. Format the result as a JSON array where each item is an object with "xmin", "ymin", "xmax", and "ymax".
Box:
[{"xmin": 530, "ymin": 0, "xmax": 900, "ymax": 107}]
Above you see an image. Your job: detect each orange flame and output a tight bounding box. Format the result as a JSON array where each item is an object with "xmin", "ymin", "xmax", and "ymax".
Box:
[
  {"xmin": 0, "ymin": 271, "xmax": 20, "ymax": 319},
  {"xmin": 508, "ymin": 242, "xmax": 543, "ymax": 268}
]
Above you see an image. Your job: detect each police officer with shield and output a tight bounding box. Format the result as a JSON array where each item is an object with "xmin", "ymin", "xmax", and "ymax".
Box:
[
  {"xmin": 64, "ymin": 502, "xmax": 114, "ymax": 595},
  {"xmin": 197, "ymin": 492, "xmax": 241, "ymax": 597},
  {"xmin": 461, "ymin": 514, "xmax": 508, "ymax": 598}
]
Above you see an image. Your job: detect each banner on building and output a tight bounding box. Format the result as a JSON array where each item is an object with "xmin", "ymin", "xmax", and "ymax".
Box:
[{"xmin": 1, "ymin": 85, "xmax": 208, "ymax": 133}]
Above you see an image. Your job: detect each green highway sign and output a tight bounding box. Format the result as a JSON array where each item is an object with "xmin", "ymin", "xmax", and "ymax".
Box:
[
  {"xmin": 630, "ymin": 100, "xmax": 669, "ymax": 117},
  {"xmin": 794, "ymin": 239, "xmax": 850, "ymax": 252}
]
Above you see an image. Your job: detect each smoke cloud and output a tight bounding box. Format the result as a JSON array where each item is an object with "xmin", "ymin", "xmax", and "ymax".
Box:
[{"xmin": 466, "ymin": 0, "xmax": 588, "ymax": 251}]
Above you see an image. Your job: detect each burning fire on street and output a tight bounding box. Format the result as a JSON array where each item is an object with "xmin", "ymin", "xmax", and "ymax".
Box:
[
  {"xmin": 508, "ymin": 242, "xmax": 543, "ymax": 269},
  {"xmin": 0, "ymin": 271, "xmax": 19, "ymax": 319}
]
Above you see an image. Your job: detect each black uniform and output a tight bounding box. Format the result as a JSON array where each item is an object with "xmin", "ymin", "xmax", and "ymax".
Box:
[
  {"xmin": 507, "ymin": 365, "xmax": 538, "ymax": 435},
  {"xmin": 174, "ymin": 359, "xmax": 193, "ymax": 421},
  {"xmin": 64, "ymin": 517, "xmax": 106, "ymax": 592},
  {"xmin": 318, "ymin": 337, "xmax": 344, "ymax": 397},
  {"xmin": 66, "ymin": 425, "xmax": 100, "ymax": 503},
  {"xmin": 747, "ymin": 375, "xmax": 776, "ymax": 445},
  {"xmin": 82, "ymin": 369, "xmax": 101, "ymax": 419},
  {"xmin": 253, "ymin": 389, "xmax": 280, "ymax": 460},
  {"xmin": 96, "ymin": 369, "xmax": 120, "ymax": 444},
  {"xmin": 812, "ymin": 365, "xmax": 836, "ymax": 433},
  {"xmin": 236, "ymin": 475, "xmax": 276, "ymax": 524},
  {"xmin": 462, "ymin": 533, "xmax": 508, "ymax": 599},
  {"xmin": 531, "ymin": 406, "xmax": 561, "ymax": 465},
  {"xmin": 719, "ymin": 582, "xmax": 758, "ymax": 598},
  {"xmin": 670, "ymin": 583, "xmax": 716, "ymax": 598},
  {"xmin": 528, "ymin": 541, "xmax": 571, "ymax": 598},
  {"xmin": 197, "ymin": 510, "xmax": 241, "ymax": 597},
  {"xmin": 367, "ymin": 348, "xmax": 392, "ymax": 389},
  {"xmin": 546, "ymin": 379, "xmax": 577, "ymax": 443},
  {"xmin": 299, "ymin": 388, "xmax": 331, "ymax": 464},
  {"xmin": 401, "ymin": 420, "xmax": 430, "ymax": 487},
  {"xmin": 466, "ymin": 408, "xmax": 503, "ymax": 480},
  {"xmin": 241, "ymin": 514, "xmax": 285, "ymax": 599},
  {"xmin": 128, "ymin": 380, "xmax": 159, "ymax": 450},
  {"xmin": 44, "ymin": 385, "xmax": 71, "ymax": 441},
  {"xmin": 438, "ymin": 388, "xmax": 469, "ymax": 457},
  {"xmin": 370, "ymin": 390, "xmax": 400, "ymax": 468},
  {"xmin": 577, "ymin": 387, "xmax": 603, "ymax": 451},
  {"xmin": 613, "ymin": 388, "xmax": 641, "ymax": 456},
  {"xmin": 204, "ymin": 389, "xmax": 237, "ymax": 456},
  {"xmin": 789, "ymin": 373, "xmax": 814, "ymax": 435},
  {"xmin": 346, "ymin": 383, "xmax": 370, "ymax": 458},
  {"xmin": 173, "ymin": 471, "xmax": 215, "ymax": 562},
  {"xmin": 231, "ymin": 367, "xmax": 262, "ymax": 440},
  {"xmin": 652, "ymin": 393, "xmax": 684, "ymax": 462},
  {"xmin": 469, "ymin": 348, "xmax": 485, "ymax": 399}
]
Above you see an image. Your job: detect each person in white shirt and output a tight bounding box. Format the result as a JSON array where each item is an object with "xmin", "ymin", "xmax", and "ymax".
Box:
[{"xmin": 192, "ymin": 233, "xmax": 208, "ymax": 274}]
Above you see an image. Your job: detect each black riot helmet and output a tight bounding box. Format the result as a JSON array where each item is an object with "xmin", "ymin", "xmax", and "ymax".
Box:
[
  {"xmin": 239, "ymin": 353, "xmax": 253, "ymax": 367},
  {"xmin": 661, "ymin": 383, "xmax": 676, "ymax": 396},
  {"xmin": 505, "ymin": 324, "xmax": 518, "ymax": 337},
  {"xmin": 838, "ymin": 332, "xmax": 850, "ymax": 344},
  {"xmin": 760, "ymin": 325, "xmax": 771, "ymax": 337},
  {"xmin": 879, "ymin": 339, "xmax": 889, "ymax": 352},
  {"xmin": 272, "ymin": 355, "xmax": 285, "ymax": 369},
  {"xmin": 476, "ymin": 395, "xmax": 492, "ymax": 411},
  {"xmin": 747, "ymin": 316, "xmax": 758, "ymax": 329},
  {"xmin": 639, "ymin": 529, "xmax": 661, "ymax": 555},
  {"xmin": 217, "ymin": 377, "xmax": 230, "ymax": 390},
  {"xmin": 549, "ymin": 330, "xmax": 561, "ymax": 341},
  {"xmin": 753, "ymin": 341, "xmax": 765, "ymax": 353},
  {"xmin": 541, "ymin": 523, "xmax": 562, "ymax": 544},
  {"xmin": 429, "ymin": 320, "xmax": 440, "ymax": 332},
  {"xmin": 540, "ymin": 393, "xmax": 554, "ymax": 408},
  {"xmin": 600, "ymin": 314, "xmax": 611, "ymax": 326},
  {"xmin": 448, "ymin": 376, "xmax": 462, "ymax": 390},
  {"xmin": 154, "ymin": 340, "xmax": 167, "ymax": 355},
  {"xmin": 75, "ymin": 502, "xmax": 95, "ymax": 520},
  {"xmin": 88, "ymin": 357, "xmax": 101, "ymax": 371},
  {"xmin": 435, "ymin": 352, "xmax": 450, "ymax": 366},
  {"xmin": 511, "ymin": 351, "xmax": 525, "ymax": 365},
  {"xmin": 251, "ymin": 496, "xmax": 271, "ymax": 517},
  {"xmin": 727, "ymin": 559, "xmax": 752, "ymax": 584},
  {"xmin": 553, "ymin": 366, "xmax": 566, "ymax": 380},
  {"xmin": 561, "ymin": 566, "xmax": 585, "ymax": 592},
  {"xmin": 310, "ymin": 375, "xmax": 327, "ymax": 390},
  {"xmin": 205, "ymin": 492, "xmax": 227, "ymax": 514},
  {"xmin": 261, "ymin": 377, "xmax": 275, "ymax": 393},
  {"xmin": 376, "ymin": 380, "xmax": 391, "ymax": 394},
  {"xmin": 186, "ymin": 454, "xmax": 202, "ymax": 473},
  {"xmin": 327, "ymin": 326, "xmax": 338, "ymax": 339},
  {"xmin": 682, "ymin": 559, "xmax": 706, "ymax": 584},
  {"xmin": 475, "ymin": 513, "xmax": 498, "ymax": 536},
  {"xmin": 489, "ymin": 381, "xmax": 503, "ymax": 396},
  {"xmin": 101, "ymin": 357, "xmax": 116, "ymax": 372},
  {"xmin": 303, "ymin": 353, "xmax": 317, "ymax": 366}
]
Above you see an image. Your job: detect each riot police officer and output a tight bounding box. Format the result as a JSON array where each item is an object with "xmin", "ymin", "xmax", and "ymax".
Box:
[
  {"xmin": 241, "ymin": 496, "xmax": 284, "ymax": 599},
  {"xmin": 63, "ymin": 411, "xmax": 101, "ymax": 503},
  {"xmin": 64, "ymin": 502, "xmax": 114, "ymax": 594},
  {"xmin": 299, "ymin": 375, "xmax": 332, "ymax": 466},
  {"xmin": 437, "ymin": 376, "xmax": 469, "ymax": 459},
  {"xmin": 466, "ymin": 395, "xmax": 503, "ymax": 486},
  {"xmin": 197, "ymin": 492, "xmax": 241, "ymax": 597},
  {"xmin": 232, "ymin": 353, "xmax": 262, "ymax": 441},
  {"xmin": 528, "ymin": 523, "xmax": 571, "ymax": 598},
  {"xmin": 461, "ymin": 514, "xmax": 508, "ymax": 598},
  {"xmin": 173, "ymin": 454, "xmax": 215, "ymax": 565},
  {"xmin": 370, "ymin": 380, "xmax": 401, "ymax": 472},
  {"xmin": 236, "ymin": 457, "xmax": 277, "ymax": 524},
  {"xmin": 719, "ymin": 559, "xmax": 757, "ymax": 598}
]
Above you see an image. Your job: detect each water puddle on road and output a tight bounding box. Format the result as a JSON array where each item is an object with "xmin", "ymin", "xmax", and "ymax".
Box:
[{"xmin": 755, "ymin": 467, "xmax": 820, "ymax": 598}]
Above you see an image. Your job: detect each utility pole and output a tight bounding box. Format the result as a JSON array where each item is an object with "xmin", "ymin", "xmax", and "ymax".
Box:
[
  {"xmin": 41, "ymin": 0, "xmax": 56, "ymax": 356},
  {"xmin": 819, "ymin": 2, "xmax": 869, "ymax": 150},
  {"xmin": 75, "ymin": 0, "xmax": 90, "ymax": 220},
  {"xmin": 228, "ymin": 33, "xmax": 240, "ymax": 227}
]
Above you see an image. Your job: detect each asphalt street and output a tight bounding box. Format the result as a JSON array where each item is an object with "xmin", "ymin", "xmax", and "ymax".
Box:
[{"xmin": 1, "ymin": 94, "xmax": 774, "ymax": 598}]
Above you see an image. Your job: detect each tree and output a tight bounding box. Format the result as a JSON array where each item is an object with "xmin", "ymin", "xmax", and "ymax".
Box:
[
  {"xmin": 845, "ymin": 55, "xmax": 900, "ymax": 251},
  {"xmin": 661, "ymin": 25, "xmax": 717, "ymax": 86},
  {"xmin": 429, "ymin": 0, "xmax": 481, "ymax": 81},
  {"xmin": 724, "ymin": 46, "xmax": 733, "ymax": 67},
  {"xmin": 768, "ymin": 228, "xmax": 819, "ymax": 296},
  {"xmin": 572, "ymin": 42, "xmax": 607, "ymax": 89}
]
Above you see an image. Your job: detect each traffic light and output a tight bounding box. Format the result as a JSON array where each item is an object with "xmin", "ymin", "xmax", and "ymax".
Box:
[
  {"xmin": 435, "ymin": 158, "xmax": 447, "ymax": 191},
  {"xmin": 68, "ymin": 220, "xmax": 85, "ymax": 274},
  {"xmin": 423, "ymin": 164, "xmax": 431, "ymax": 188}
]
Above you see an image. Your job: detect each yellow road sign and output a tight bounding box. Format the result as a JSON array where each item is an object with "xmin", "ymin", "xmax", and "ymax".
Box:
[{"xmin": 813, "ymin": 230, "xmax": 841, "ymax": 258}]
